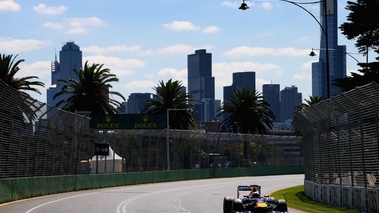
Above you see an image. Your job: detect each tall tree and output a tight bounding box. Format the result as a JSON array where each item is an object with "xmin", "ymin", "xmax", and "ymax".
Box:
[
  {"xmin": 54, "ymin": 61, "xmax": 125, "ymax": 115},
  {"xmin": 0, "ymin": 54, "xmax": 44, "ymax": 122},
  {"xmin": 335, "ymin": 0, "xmax": 379, "ymax": 91},
  {"xmin": 0, "ymin": 54, "xmax": 44, "ymax": 94},
  {"xmin": 296, "ymin": 96, "xmax": 323, "ymax": 110},
  {"xmin": 143, "ymin": 79, "xmax": 196, "ymax": 130},
  {"xmin": 340, "ymin": 0, "xmax": 379, "ymax": 59},
  {"xmin": 217, "ymin": 88, "xmax": 274, "ymax": 135}
]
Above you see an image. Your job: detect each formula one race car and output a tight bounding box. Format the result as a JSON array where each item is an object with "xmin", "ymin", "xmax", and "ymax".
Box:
[{"xmin": 223, "ymin": 184, "xmax": 288, "ymax": 213}]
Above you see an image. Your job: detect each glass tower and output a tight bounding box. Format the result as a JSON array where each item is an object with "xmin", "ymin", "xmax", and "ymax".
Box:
[
  {"xmin": 262, "ymin": 84, "xmax": 280, "ymax": 122},
  {"xmin": 312, "ymin": 0, "xmax": 346, "ymax": 98},
  {"xmin": 187, "ymin": 49, "xmax": 217, "ymax": 121},
  {"xmin": 47, "ymin": 41, "xmax": 82, "ymax": 107},
  {"xmin": 280, "ymin": 86, "xmax": 302, "ymax": 122}
]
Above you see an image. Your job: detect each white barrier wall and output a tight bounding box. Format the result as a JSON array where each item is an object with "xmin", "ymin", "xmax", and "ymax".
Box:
[
  {"xmin": 305, "ymin": 181, "xmax": 379, "ymax": 213},
  {"xmin": 367, "ymin": 188, "xmax": 379, "ymax": 212}
]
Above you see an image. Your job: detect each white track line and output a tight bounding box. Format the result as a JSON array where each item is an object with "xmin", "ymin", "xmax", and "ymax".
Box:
[{"xmin": 25, "ymin": 192, "xmax": 98, "ymax": 213}]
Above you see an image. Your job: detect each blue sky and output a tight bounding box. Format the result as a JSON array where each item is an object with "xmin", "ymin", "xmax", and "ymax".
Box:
[{"xmin": 0, "ymin": 0, "xmax": 366, "ymax": 104}]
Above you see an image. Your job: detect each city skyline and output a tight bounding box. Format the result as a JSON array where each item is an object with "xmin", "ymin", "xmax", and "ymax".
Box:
[{"xmin": 1, "ymin": 0, "xmax": 367, "ymax": 104}]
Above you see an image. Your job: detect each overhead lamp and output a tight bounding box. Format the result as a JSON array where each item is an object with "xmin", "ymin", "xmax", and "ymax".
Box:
[
  {"xmin": 309, "ymin": 48, "xmax": 316, "ymax": 57},
  {"xmin": 239, "ymin": 0, "xmax": 249, "ymax": 10}
]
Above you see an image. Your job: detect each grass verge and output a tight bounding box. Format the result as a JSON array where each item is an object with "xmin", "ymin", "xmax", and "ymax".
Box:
[{"xmin": 270, "ymin": 185, "xmax": 364, "ymax": 213}]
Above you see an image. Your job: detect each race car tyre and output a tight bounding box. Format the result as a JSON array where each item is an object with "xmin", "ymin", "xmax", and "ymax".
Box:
[
  {"xmin": 233, "ymin": 199, "xmax": 245, "ymax": 212},
  {"xmin": 223, "ymin": 197, "xmax": 234, "ymax": 213},
  {"xmin": 275, "ymin": 199, "xmax": 288, "ymax": 212}
]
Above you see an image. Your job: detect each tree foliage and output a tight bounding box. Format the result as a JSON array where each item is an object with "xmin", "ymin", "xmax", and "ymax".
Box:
[
  {"xmin": 0, "ymin": 53, "xmax": 44, "ymax": 94},
  {"xmin": 340, "ymin": 0, "xmax": 379, "ymax": 58},
  {"xmin": 296, "ymin": 96, "xmax": 323, "ymax": 110},
  {"xmin": 143, "ymin": 79, "xmax": 196, "ymax": 130},
  {"xmin": 217, "ymin": 88, "xmax": 274, "ymax": 134},
  {"xmin": 54, "ymin": 61, "xmax": 125, "ymax": 115},
  {"xmin": 335, "ymin": 0, "xmax": 379, "ymax": 91}
]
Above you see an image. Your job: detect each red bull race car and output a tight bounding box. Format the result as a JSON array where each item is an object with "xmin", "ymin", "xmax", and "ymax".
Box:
[{"xmin": 223, "ymin": 184, "xmax": 288, "ymax": 213}]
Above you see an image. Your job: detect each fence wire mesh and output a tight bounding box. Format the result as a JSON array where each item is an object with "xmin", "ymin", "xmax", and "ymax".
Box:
[
  {"xmin": 1, "ymin": 80, "xmax": 302, "ymax": 179},
  {"xmin": 293, "ymin": 81, "xmax": 379, "ymax": 188}
]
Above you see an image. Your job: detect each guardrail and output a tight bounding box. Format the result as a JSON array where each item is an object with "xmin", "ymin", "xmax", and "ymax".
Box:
[{"xmin": 0, "ymin": 166, "xmax": 303, "ymax": 204}]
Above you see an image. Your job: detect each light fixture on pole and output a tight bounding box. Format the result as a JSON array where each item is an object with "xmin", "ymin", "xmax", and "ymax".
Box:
[
  {"xmin": 239, "ymin": 0, "xmax": 331, "ymax": 98},
  {"xmin": 239, "ymin": 0, "xmax": 249, "ymax": 10}
]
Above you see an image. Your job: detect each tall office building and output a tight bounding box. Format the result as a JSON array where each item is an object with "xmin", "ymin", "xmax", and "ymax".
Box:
[
  {"xmin": 47, "ymin": 41, "xmax": 82, "ymax": 107},
  {"xmin": 187, "ymin": 49, "xmax": 218, "ymax": 121},
  {"xmin": 312, "ymin": 0, "xmax": 346, "ymax": 98},
  {"xmin": 223, "ymin": 71, "xmax": 256, "ymax": 102},
  {"xmin": 280, "ymin": 86, "xmax": 302, "ymax": 122},
  {"xmin": 126, "ymin": 93, "xmax": 152, "ymax": 114},
  {"xmin": 262, "ymin": 84, "xmax": 280, "ymax": 122}
]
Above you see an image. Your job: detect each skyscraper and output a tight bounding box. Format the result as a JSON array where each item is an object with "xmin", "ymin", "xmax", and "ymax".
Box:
[
  {"xmin": 280, "ymin": 86, "xmax": 302, "ymax": 122},
  {"xmin": 312, "ymin": 0, "xmax": 346, "ymax": 98},
  {"xmin": 262, "ymin": 84, "xmax": 280, "ymax": 122},
  {"xmin": 223, "ymin": 71, "xmax": 256, "ymax": 102},
  {"xmin": 47, "ymin": 41, "xmax": 82, "ymax": 107},
  {"xmin": 126, "ymin": 93, "xmax": 152, "ymax": 114},
  {"xmin": 187, "ymin": 49, "xmax": 217, "ymax": 121}
]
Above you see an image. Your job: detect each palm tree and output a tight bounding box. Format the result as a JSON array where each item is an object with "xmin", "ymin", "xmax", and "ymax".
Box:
[
  {"xmin": 0, "ymin": 54, "xmax": 44, "ymax": 122},
  {"xmin": 296, "ymin": 96, "xmax": 323, "ymax": 110},
  {"xmin": 54, "ymin": 61, "xmax": 125, "ymax": 115},
  {"xmin": 143, "ymin": 79, "xmax": 196, "ymax": 130},
  {"xmin": 0, "ymin": 54, "xmax": 44, "ymax": 94},
  {"xmin": 217, "ymin": 88, "xmax": 274, "ymax": 134}
]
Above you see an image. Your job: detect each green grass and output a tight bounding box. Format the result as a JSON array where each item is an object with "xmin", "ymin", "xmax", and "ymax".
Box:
[{"xmin": 270, "ymin": 185, "xmax": 364, "ymax": 213}]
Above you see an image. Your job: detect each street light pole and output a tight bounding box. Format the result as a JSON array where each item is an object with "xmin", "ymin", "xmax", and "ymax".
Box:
[
  {"xmin": 321, "ymin": 0, "xmax": 331, "ymax": 99},
  {"xmin": 239, "ymin": 0, "xmax": 331, "ymax": 98},
  {"xmin": 166, "ymin": 108, "xmax": 189, "ymax": 170}
]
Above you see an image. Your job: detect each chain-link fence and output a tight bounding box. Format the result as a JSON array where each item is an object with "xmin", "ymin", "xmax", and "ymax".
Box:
[
  {"xmin": 0, "ymin": 80, "xmax": 94, "ymax": 178},
  {"xmin": 1, "ymin": 80, "xmax": 302, "ymax": 179},
  {"xmin": 293, "ymin": 82, "xmax": 379, "ymax": 188},
  {"xmin": 293, "ymin": 82, "xmax": 379, "ymax": 212}
]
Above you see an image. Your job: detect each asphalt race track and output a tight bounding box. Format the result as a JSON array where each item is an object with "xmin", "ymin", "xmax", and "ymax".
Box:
[{"xmin": 0, "ymin": 174, "xmax": 304, "ymax": 213}]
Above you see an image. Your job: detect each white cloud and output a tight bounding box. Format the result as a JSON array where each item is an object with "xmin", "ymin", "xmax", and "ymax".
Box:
[
  {"xmin": 68, "ymin": 17, "xmax": 105, "ymax": 27},
  {"xmin": 82, "ymin": 45, "xmax": 140, "ymax": 55},
  {"xmin": 202, "ymin": 26, "xmax": 220, "ymax": 34},
  {"xmin": 261, "ymin": 2, "xmax": 272, "ymax": 10},
  {"xmin": 220, "ymin": 1, "xmax": 238, "ymax": 8},
  {"xmin": 223, "ymin": 46, "xmax": 309, "ymax": 57},
  {"xmin": 66, "ymin": 27, "xmax": 87, "ymax": 34},
  {"xmin": 157, "ymin": 68, "xmax": 187, "ymax": 82},
  {"xmin": 163, "ymin": 21, "xmax": 200, "ymax": 31},
  {"xmin": 302, "ymin": 60, "xmax": 316, "ymax": 70},
  {"xmin": 293, "ymin": 72, "xmax": 311, "ymax": 80},
  {"xmin": 42, "ymin": 22, "xmax": 63, "ymax": 29},
  {"xmin": 0, "ymin": 37, "xmax": 52, "ymax": 53},
  {"xmin": 33, "ymin": 3, "xmax": 66, "ymax": 15},
  {"xmin": 18, "ymin": 60, "xmax": 51, "ymax": 79},
  {"xmin": 65, "ymin": 17, "xmax": 106, "ymax": 34},
  {"xmin": 156, "ymin": 44, "xmax": 195, "ymax": 54},
  {"xmin": 83, "ymin": 55, "xmax": 145, "ymax": 77},
  {"xmin": 17, "ymin": 60, "xmax": 51, "ymax": 100},
  {"xmin": 124, "ymin": 80, "xmax": 157, "ymax": 93},
  {"xmin": 0, "ymin": 0, "xmax": 20, "ymax": 11}
]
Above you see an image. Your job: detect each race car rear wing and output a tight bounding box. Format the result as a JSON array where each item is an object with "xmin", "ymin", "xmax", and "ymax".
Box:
[{"xmin": 237, "ymin": 185, "xmax": 261, "ymax": 198}]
